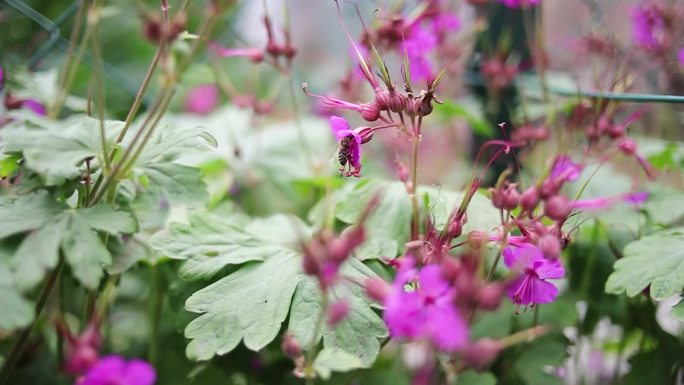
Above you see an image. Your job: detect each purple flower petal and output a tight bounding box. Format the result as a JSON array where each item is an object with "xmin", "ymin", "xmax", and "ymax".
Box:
[
  {"xmin": 22, "ymin": 99, "xmax": 46, "ymax": 116},
  {"xmin": 329, "ymin": 116, "xmax": 352, "ymax": 141},
  {"xmin": 550, "ymin": 155, "xmax": 582, "ymax": 182},
  {"xmin": 185, "ymin": 84, "xmax": 219, "ymax": 115},
  {"xmin": 124, "ymin": 359, "xmax": 156, "ymax": 385},
  {"xmin": 425, "ymin": 305, "xmax": 467, "ymax": 351}
]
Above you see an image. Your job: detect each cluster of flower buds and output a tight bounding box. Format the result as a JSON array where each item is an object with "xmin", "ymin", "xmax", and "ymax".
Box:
[
  {"xmin": 480, "ymin": 56, "xmax": 519, "ymax": 92},
  {"xmin": 141, "ymin": 10, "xmax": 187, "ymax": 44},
  {"xmin": 569, "ymin": 103, "xmax": 656, "ymax": 179}
]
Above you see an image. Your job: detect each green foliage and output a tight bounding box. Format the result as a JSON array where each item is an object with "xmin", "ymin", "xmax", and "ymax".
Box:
[
  {"xmin": 455, "ymin": 370, "xmax": 497, "ymax": 385},
  {"xmin": 513, "ymin": 334, "xmax": 567, "ymax": 385},
  {"xmin": 313, "ymin": 348, "xmax": 366, "ymax": 380},
  {"xmin": 152, "ymin": 213, "xmax": 387, "ymax": 366},
  {"xmin": 606, "ymin": 227, "xmax": 684, "ymax": 300}
]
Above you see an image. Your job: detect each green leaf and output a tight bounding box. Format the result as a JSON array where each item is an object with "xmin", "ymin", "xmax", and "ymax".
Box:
[
  {"xmin": 133, "ymin": 124, "xmax": 217, "ymax": 165},
  {"xmin": 0, "ymin": 191, "xmax": 66, "ymax": 239},
  {"xmin": 61, "ymin": 214, "xmax": 112, "ymax": 290},
  {"xmin": 605, "ymin": 228, "xmax": 684, "ymax": 300},
  {"xmin": 671, "ymin": 298, "xmax": 684, "ymax": 323},
  {"xmin": 454, "ymin": 370, "xmax": 497, "ymax": 385},
  {"xmin": 434, "ymin": 100, "xmax": 494, "ymax": 138},
  {"xmin": 313, "ymin": 348, "xmax": 366, "ymax": 380},
  {"xmin": 514, "ymin": 334, "xmax": 566, "ymax": 385},
  {"xmin": 1, "ymin": 115, "xmax": 121, "ymax": 185},
  {"xmin": 170, "ymin": 214, "xmax": 387, "ymax": 365},
  {"xmin": 420, "ymin": 187, "xmax": 501, "ymax": 234},
  {"xmin": 76, "ymin": 205, "xmax": 138, "ymax": 234},
  {"xmin": 11, "ymin": 217, "xmax": 68, "ymax": 291},
  {"xmin": 142, "ymin": 163, "xmax": 209, "ymax": 206},
  {"xmin": 336, "ymin": 180, "xmax": 411, "ymax": 256},
  {"xmin": 185, "ymin": 252, "xmax": 302, "ymax": 360},
  {"xmin": 0, "ymin": 266, "xmax": 33, "ymax": 331},
  {"xmin": 150, "ymin": 214, "xmax": 296, "ymax": 280},
  {"xmin": 289, "ymin": 258, "xmax": 388, "ymax": 365},
  {"xmin": 643, "ymin": 189, "xmax": 684, "ymax": 226}
]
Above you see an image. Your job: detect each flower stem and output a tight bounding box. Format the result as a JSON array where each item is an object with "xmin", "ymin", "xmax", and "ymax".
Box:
[
  {"xmin": 0, "ymin": 258, "xmax": 64, "ymax": 385},
  {"xmin": 148, "ymin": 265, "xmax": 164, "ymax": 368},
  {"xmin": 409, "ymin": 134, "xmax": 420, "ymax": 241}
]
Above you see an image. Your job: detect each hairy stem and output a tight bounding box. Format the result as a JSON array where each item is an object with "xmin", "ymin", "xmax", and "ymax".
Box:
[{"xmin": 409, "ymin": 133, "xmax": 420, "ymax": 241}]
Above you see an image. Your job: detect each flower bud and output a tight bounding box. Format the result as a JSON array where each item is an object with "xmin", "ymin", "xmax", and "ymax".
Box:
[
  {"xmin": 282, "ymin": 332, "xmax": 302, "ymax": 359},
  {"xmin": 520, "ymin": 186, "xmax": 540, "ymax": 211},
  {"xmin": 539, "ymin": 179, "xmax": 560, "ymax": 199},
  {"xmin": 491, "ymin": 182, "xmax": 519, "ymax": 210},
  {"xmin": 387, "ymin": 91, "xmax": 407, "ymax": 113},
  {"xmin": 447, "ymin": 218, "xmax": 463, "ymax": 238},
  {"xmin": 65, "ymin": 345, "xmax": 99, "ymax": 375},
  {"xmin": 374, "ymin": 90, "xmax": 389, "ymax": 111},
  {"xmin": 357, "ymin": 127, "xmax": 374, "ymax": 144},
  {"xmin": 360, "ymin": 101, "xmax": 380, "ymax": 122},
  {"xmin": 467, "ymin": 230, "xmax": 487, "ymax": 249},
  {"xmin": 607, "ymin": 124, "xmax": 625, "ymax": 139},
  {"xmin": 463, "ymin": 339, "xmax": 502, "ymax": 370},
  {"xmin": 440, "ymin": 257, "xmax": 461, "ymax": 282},
  {"xmin": 326, "ymin": 300, "xmax": 350, "ymax": 327},
  {"xmin": 544, "ymin": 195, "xmax": 572, "ymax": 221},
  {"xmin": 477, "ymin": 283, "xmax": 504, "ymax": 310},
  {"xmin": 538, "ymin": 234, "xmax": 561, "ymax": 260},
  {"xmin": 618, "ymin": 138, "xmax": 637, "ymax": 156},
  {"xmin": 365, "ymin": 277, "xmax": 391, "ymax": 302}
]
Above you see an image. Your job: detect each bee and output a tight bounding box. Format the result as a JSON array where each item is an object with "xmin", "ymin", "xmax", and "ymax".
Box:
[{"xmin": 337, "ymin": 133, "xmax": 355, "ymax": 176}]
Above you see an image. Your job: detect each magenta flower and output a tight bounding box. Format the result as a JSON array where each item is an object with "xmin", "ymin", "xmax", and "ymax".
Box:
[
  {"xmin": 430, "ymin": 13, "xmax": 460, "ymax": 36},
  {"xmin": 571, "ymin": 191, "xmax": 648, "ymax": 210},
  {"xmin": 550, "ymin": 155, "xmax": 582, "ymax": 182},
  {"xmin": 504, "ymin": 244, "xmax": 564, "ymax": 308},
  {"xmin": 21, "ymin": 99, "xmax": 46, "ymax": 116},
  {"xmin": 498, "ymin": 0, "xmax": 540, "ymax": 8},
  {"xmin": 678, "ymin": 47, "xmax": 684, "ymax": 67},
  {"xmin": 631, "ymin": 4, "xmax": 667, "ymax": 50},
  {"xmin": 402, "ymin": 25, "xmax": 438, "ymax": 81},
  {"xmin": 77, "ymin": 355, "xmax": 155, "ymax": 385},
  {"xmin": 330, "ymin": 116, "xmax": 362, "ymax": 176},
  {"xmin": 185, "ymin": 84, "xmax": 219, "ymax": 115},
  {"xmin": 383, "ymin": 259, "xmax": 468, "ymax": 351},
  {"xmin": 209, "ymin": 42, "xmax": 264, "ymax": 63}
]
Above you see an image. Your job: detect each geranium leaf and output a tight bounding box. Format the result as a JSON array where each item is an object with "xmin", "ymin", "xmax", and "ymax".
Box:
[
  {"xmin": 184, "ymin": 252, "xmax": 302, "ymax": 360},
  {"xmin": 455, "ymin": 370, "xmax": 497, "ymax": 385},
  {"xmin": 169, "ymin": 213, "xmax": 387, "ymax": 365},
  {"xmin": 142, "ymin": 163, "xmax": 209, "ymax": 206},
  {"xmin": 0, "ymin": 191, "xmax": 66, "ymax": 239},
  {"xmin": 61, "ymin": 214, "xmax": 113, "ymax": 290},
  {"xmin": 313, "ymin": 348, "xmax": 367, "ymax": 380},
  {"xmin": 0, "ymin": 267, "xmax": 33, "ymax": 331},
  {"xmin": 606, "ymin": 228, "xmax": 684, "ymax": 300},
  {"xmin": 289, "ymin": 258, "xmax": 388, "ymax": 365},
  {"xmin": 1, "ymin": 115, "xmax": 121, "ymax": 185},
  {"xmin": 76, "ymin": 205, "xmax": 138, "ymax": 234}
]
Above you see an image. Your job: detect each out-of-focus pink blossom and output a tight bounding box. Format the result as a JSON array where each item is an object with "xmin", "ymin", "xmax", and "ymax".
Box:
[
  {"xmin": 209, "ymin": 42, "xmax": 264, "ymax": 63},
  {"xmin": 571, "ymin": 192, "xmax": 648, "ymax": 210},
  {"xmin": 184, "ymin": 84, "xmax": 219, "ymax": 115},
  {"xmin": 22, "ymin": 99, "xmax": 46, "ymax": 116},
  {"xmin": 403, "ymin": 25, "xmax": 438, "ymax": 81},
  {"xmin": 631, "ymin": 4, "xmax": 668, "ymax": 50},
  {"xmin": 678, "ymin": 47, "xmax": 684, "ymax": 67},
  {"xmin": 77, "ymin": 355, "xmax": 155, "ymax": 385},
  {"xmin": 498, "ymin": 0, "xmax": 540, "ymax": 8},
  {"xmin": 383, "ymin": 259, "xmax": 468, "ymax": 351},
  {"xmin": 504, "ymin": 244, "xmax": 564, "ymax": 308},
  {"xmin": 550, "ymin": 156, "xmax": 582, "ymax": 182}
]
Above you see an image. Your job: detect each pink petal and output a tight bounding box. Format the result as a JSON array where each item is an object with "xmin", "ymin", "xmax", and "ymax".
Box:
[
  {"xmin": 425, "ymin": 305, "xmax": 468, "ymax": 351},
  {"xmin": 418, "ymin": 265, "xmax": 450, "ymax": 299},
  {"xmin": 530, "ymin": 279, "xmax": 559, "ymax": 304},
  {"xmin": 533, "ymin": 259, "xmax": 565, "ymax": 280},
  {"xmin": 329, "ymin": 116, "xmax": 351, "ymax": 141},
  {"xmin": 185, "ymin": 84, "xmax": 219, "ymax": 115},
  {"xmin": 125, "ymin": 360, "xmax": 156, "ymax": 385}
]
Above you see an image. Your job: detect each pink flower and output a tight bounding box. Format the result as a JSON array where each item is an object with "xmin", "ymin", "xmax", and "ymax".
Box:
[
  {"xmin": 550, "ymin": 155, "xmax": 582, "ymax": 182},
  {"xmin": 330, "ymin": 116, "xmax": 362, "ymax": 176},
  {"xmin": 402, "ymin": 25, "xmax": 438, "ymax": 81},
  {"xmin": 678, "ymin": 47, "xmax": 684, "ymax": 67},
  {"xmin": 209, "ymin": 42, "xmax": 264, "ymax": 63},
  {"xmin": 498, "ymin": 0, "xmax": 540, "ymax": 8},
  {"xmin": 571, "ymin": 191, "xmax": 648, "ymax": 210},
  {"xmin": 77, "ymin": 355, "xmax": 155, "ymax": 385},
  {"xmin": 504, "ymin": 244, "xmax": 564, "ymax": 308},
  {"xmin": 22, "ymin": 99, "xmax": 46, "ymax": 116},
  {"xmin": 383, "ymin": 259, "xmax": 468, "ymax": 351},
  {"xmin": 631, "ymin": 4, "xmax": 668, "ymax": 50},
  {"xmin": 184, "ymin": 84, "xmax": 219, "ymax": 115}
]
